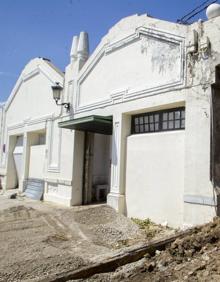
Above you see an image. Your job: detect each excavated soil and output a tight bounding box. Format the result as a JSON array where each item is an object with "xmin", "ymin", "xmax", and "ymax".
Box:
[{"xmin": 78, "ymin": 217, "xmax": 220, "ymax": 282}]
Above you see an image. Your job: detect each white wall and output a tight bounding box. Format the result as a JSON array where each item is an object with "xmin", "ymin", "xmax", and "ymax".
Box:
[
  {"xmin": 0, "ymin": 58, "xmax": 76, "ymax": 206},
  {"xmin": 0, "ymin": 104, "xmax": 5, "ymax": 169},
  {"xmin": 92, "ymin": 134, "xmax": 111, "ymax": 185},
  {"xmin": 79, "ymin": 37, "xmax": 182, "ymax": 108},
  {"xmin": 29, "ymin": 145, "xmax": 46, "ymax": 179},
  {"xmin": 126, "ymin": 131, "xmax": 185, "ymax": 228},
  {"xmin": 0, "ymin": 105, "xmax": 3, "ymax": 141}
]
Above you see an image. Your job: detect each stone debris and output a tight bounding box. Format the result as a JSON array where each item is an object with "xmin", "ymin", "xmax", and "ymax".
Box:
[
  {"xmin": 9, "ymin": 193, "xmax": 17, "ymax": 199},
  {"xmin": 0, "ymin": 196, "xmax": 147, "ymax": 282},
  {"xmin": 78, "ymin": 217, "xmax": 220, "ymax": 282}
]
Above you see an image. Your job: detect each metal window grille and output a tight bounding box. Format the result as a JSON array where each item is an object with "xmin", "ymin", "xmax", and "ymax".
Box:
[{"xmin": 131, "ymin": 107, "xmax": 185, "ymax": 134}]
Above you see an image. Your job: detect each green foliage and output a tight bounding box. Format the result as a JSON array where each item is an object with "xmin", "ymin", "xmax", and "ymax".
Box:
[
  {"xmin": 131, "ymin": 218, "xmax": 152, "ymax": 229},
  {"xmin": 131, "ymin": 217, "xmax": 165, "ymax": 239}
]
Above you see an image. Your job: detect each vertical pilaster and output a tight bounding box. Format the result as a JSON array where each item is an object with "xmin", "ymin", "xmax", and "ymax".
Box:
[
  {"xmin": 71, "ymin": 130, "xmax": 85, "ymax": 205},
  {"xmin": 19, "ymin": 131, "xmax": 29, "ymax": 192},
  {"xmin": 107, "ymin": 114, "xmax": 131, "ymax": 214}
]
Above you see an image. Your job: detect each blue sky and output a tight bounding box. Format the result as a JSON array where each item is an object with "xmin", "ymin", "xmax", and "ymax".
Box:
[{"xmin": 0, "ymin": 0, "xmax": 214, "ymax": 102}]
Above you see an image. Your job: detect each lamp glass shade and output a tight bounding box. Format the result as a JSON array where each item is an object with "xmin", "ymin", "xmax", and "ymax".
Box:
[{"xmin": 52, "ymin": 85, "xmax": 62, "ymax": 101}]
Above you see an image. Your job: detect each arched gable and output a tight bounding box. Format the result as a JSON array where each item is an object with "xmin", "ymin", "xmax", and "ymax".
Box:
[
  {"xmin": 75, "ymin": 15, "xmax": 186, "ymax": 114},
  {"xmin": 5, "ymin": 58, "xmax": 64, "ymax": 125}
]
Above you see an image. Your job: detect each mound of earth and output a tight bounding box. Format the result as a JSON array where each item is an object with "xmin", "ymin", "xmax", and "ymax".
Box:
[{"xmin": 78, "ymin": 217, "xmax": 220, "ymax": 282}]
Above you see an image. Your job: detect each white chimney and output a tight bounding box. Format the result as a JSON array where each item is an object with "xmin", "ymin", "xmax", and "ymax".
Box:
[
  {"xmin": 77, "ymin": 31, "xmax": 89, "ymax": 61},
  {"xmin": 70, "ymin": 36, "xmax": 79, "ymax": 62}
]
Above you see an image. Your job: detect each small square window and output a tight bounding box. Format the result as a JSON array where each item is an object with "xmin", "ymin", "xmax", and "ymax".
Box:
[
  {"xmin": 169, "ymin": 112, "xmax": 174, "ymax": 120},
  {"xmin": 139, "ymin": 117, "xmax": 144, "ymax": 124},
  {"xmin": 149, "ymin": 115, "xmax": 154, "ymax": 123},
  {"xmin": 155, "ymin": 123, "xmax": 159, "ymax": 131},
  {"xmin": 150, "ymin": 124, "xmax": 154, "ymax": 131},
  {"xmin": 144, "ymin": 116, "xmax": 149, "ymax": 123},
  {"xmin": 175, "ymin": 111, "xmax": 181, "ymax": 119},
  {"xmin": 135, "ymin": 118, "xmax": 139, "ymax": 125},
  {"xmin": 163, "ymin": 122, "xmax": 168, "ymax": 130},
  {"xmin": 181, "ymin": 110, "xmax": 185, "ymax": 119},
  {"xmin": 175, "ymin": 120, "xmax": 180, "ymax": 129},
  {"xmin": 140, "ymin": 125, "xmax": 144, "ymax": 132},
  {"xmin": 181, "ymin": 119, "xmax": 185, "ymax": 128},
  {"xmin": 154, "ymin": 114, "xmax": 159, "ymax": 122},
  {"xmin": 163, "ymin": 113, "xmax": 168, "ymax": 121},
  {"xmin": 144, "ymin": 124, "xmax": 149, "ymax": 131},
  {"xmin": 168, "ymin": 121, "xmax": 174, "ymax": 129},
  {"xmin": 135, "ymin": 125, "xmax": 139, "ymax": 133}
]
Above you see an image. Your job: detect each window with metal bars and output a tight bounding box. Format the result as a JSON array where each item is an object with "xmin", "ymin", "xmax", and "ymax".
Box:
[{"xmin": 131, "ymin": 107, "xmax": 185, "ymax": 134}]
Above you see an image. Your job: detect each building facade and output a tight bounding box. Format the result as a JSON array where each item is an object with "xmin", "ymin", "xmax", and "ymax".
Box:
[{"xmin": 1, "ymin": 5, "xmax": 220, "ymax": 228}]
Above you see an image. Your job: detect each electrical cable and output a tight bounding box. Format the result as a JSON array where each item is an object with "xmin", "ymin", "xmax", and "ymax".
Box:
[
  {"xmin": 178, "ymin": 0, "xmax": 213, "ymax": 22},
  {"xmin": 177, "ymin": 0, "xmax": 218, "ymax": 24}
]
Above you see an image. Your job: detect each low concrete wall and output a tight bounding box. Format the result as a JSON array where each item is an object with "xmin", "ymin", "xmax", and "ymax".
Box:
[{"xmin": 125, "ymin": 131, "xmax": 185, "ymax": 228}]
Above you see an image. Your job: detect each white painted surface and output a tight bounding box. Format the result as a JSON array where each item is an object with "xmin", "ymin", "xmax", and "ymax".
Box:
[
  {"xmin": 92, "ymin": 134, "xmax": 111, "ymax": 185},
  {"xmin": 0, "ymin": 58, "xmax": 75, "ymax": 205},
  {"xmin": 13, "ymin": 136, "xmax": 23, "ymax": 184},
  {"xmin": 206, "ymin": 3, "xmax": 220, "ymax": 19},
  {"xmin": 44, "ymin": 182, "xmax": 72, "ymax": 206},
  {"xmin": 0, "ymin": 104, "xmax": 5, "ymax": 169},
  {"xmin": 1, "ymin": 13, "xmax": 220, "ymax": 227},
  {"xmin": 126, "ymin": 131, "xmax": 185, "ymax": 228},
  {"xmin": 79, "ymin": 37, "xmax": 182, "ymax": 108},
  {"xmin": 28, "ymin": 145, "xmax": 45, "ymax": 179}
]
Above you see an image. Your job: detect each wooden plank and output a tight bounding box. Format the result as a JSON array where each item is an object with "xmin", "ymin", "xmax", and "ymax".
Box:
[{"xmin": 33, "ymin": 229, "xmax": 193, "ymax": 282}]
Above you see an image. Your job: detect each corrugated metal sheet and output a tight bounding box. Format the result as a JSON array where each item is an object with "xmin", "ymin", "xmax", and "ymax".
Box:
[{"xmin": 24, "ymin": 178, "xmax": 44, "ymax": 200}]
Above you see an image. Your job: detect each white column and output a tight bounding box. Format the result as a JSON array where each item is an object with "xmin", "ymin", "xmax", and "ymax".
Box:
[
  {"xmin": 107, "ymin": 114, "xmax": 131, "ymax": 214},
  {"xmin": 71, "ymin": 130, "xmax": 85, "ymax": 205},
  {"xmin": 19, "ymin": 132, "xmax": 29, "ymax": 192}
]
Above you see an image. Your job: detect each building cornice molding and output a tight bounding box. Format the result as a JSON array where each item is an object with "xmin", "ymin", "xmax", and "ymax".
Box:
[{"xmin": 7, "ymin": 113, "xmax": 54, "ymax": 132}]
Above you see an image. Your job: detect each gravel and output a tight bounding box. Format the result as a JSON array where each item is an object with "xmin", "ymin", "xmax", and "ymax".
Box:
[{"xmin": 0, "ymin": 195, "xmax": 145, "ymax": 281}]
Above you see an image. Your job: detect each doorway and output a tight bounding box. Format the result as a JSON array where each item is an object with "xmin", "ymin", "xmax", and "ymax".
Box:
[
  {"xmin": 6, "ymin": 135, "xmax": 23, "ymax": 189},
  {"xmin": 83, "ymin": 132, "xmax": 111, "ymax": 204}
]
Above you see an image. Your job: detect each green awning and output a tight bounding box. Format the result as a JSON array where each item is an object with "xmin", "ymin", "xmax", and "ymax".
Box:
[{"xmin": 59, "ymin": 115, "xmax": 113, "ymax": 135}]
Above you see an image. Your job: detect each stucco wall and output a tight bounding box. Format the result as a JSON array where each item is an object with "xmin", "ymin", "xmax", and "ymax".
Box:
[
  {"xmin": 92, "ymin": 134, "xmax": 111, "ymax": 185},
  {"xmin": 0, "ymin": 105, "xmax": 3, "ymax": 137},
  {"xmin": 29, "ymin": 145, "xmax": 46, "ymax": 179},
  {"xmin": 5, "ymin": 71, "xmax": 60, "ymax": 126},
  {"xmin": 126, "ymin": 131, "xmax": 185, "ymax": 228},
  {"xmin": 0, "ymin": 58, "xmax": 76, "ymax": 206},
  {"xmin": 0, "ymin": 104, "xmax": 5, "ymax": 170},
  {"xmin": 79, "ymin": 37, "xmax": 182, "ymax": 108}
]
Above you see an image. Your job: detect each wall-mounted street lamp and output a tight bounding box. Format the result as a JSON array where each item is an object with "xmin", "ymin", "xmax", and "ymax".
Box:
[{"xmin": 51, "ymin": 82, "xmax": 70, "ymax": 112}]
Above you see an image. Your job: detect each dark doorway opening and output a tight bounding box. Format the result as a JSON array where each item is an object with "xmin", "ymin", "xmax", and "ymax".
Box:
[{"xmin": 83, "ymin": 132, "xmax": 111, "ymax": 205}]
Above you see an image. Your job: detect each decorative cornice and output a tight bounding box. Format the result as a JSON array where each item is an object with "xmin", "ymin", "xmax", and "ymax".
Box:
[{"xmin": 7, "ymin": 114, "xmax": 54, "ymax": 132}]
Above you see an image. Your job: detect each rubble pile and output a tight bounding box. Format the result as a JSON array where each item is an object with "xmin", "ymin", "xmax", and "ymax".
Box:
[{"xmin": 80, "ymin": 217, "xmax": 220, "ymax": 282}]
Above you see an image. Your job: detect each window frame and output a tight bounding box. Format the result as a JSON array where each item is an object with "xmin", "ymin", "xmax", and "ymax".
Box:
[{"xmin": 131, "ymin": 107, "xmax": 185, "ymax": 135}]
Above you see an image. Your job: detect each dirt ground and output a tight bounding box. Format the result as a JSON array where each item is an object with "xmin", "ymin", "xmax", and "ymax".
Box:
[
  {"xmin": 80, "ymin": 217, "xmax": 220, "ymax": 282},
  {"xmin": 0, "ymin": 190, "xmax": 171, "ymax": 282},
  {"xmin": 4, "ymin": 190, "xmax": 220, "ymax": 282}
]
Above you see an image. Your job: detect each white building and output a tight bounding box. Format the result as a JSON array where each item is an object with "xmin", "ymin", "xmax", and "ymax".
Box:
[
  {"xmin": 1, "ymin": 4, "xmax": 220, "ymax": 228},
  {"xmin": 0, "ymin": 103, "xmax": 4, "ymax": 141},
  {"xmin": 0, "ymin": 102, "xmax": 5, "ymax": 188}
]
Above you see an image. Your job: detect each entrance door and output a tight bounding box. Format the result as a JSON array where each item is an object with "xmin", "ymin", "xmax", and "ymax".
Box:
[{"xmin": 83, "ymin": 132, "xmax": 111, "ymax": 204}]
